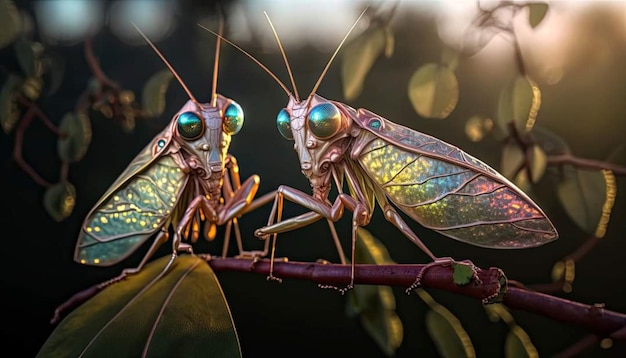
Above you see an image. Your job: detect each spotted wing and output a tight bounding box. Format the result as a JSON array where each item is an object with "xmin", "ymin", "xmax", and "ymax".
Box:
[
  {"xmin": 350, "ymin": 106, "xmax": 558, "ymax": 248},
  {"xmin": 74, "ymin": 134, "xmax": 188, "ymax": 266}
]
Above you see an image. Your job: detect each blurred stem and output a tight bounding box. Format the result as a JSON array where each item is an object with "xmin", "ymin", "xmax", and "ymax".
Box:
[
  {"xmin": 84, "ymin": 37, "xmax": 118, "ymax": 90},
  {"xmin": 547, "ymin": 154, "xmax": 626, "ymax": 176},
  {"xmin": 13, "ymin": 96, "xmax": 67, "ymax": 188},
  {"xmin": 207, "ymin": 257, "xmax": 626, "ymax": 338},
  {"xmin": 553, "ymin": 334, "xmax": 600, "ymax": 358}
]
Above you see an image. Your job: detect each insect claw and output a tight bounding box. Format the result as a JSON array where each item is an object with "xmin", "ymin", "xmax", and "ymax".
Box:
[
  {"xmin": 267, "ymin": 274, "xmax": 283, "ymax": 283},
  {"xmin": 318, "ymin": 283, "xmax": 354, "ymax": 295}
]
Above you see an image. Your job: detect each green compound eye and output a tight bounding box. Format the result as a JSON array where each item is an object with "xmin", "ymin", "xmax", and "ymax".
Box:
[
  {"xmin": 177, "ymin": 111, "xmax": 204, "ymax": 140},
  {"xmin": 276, "ymin": 108, "xmax": 293, "ymax": 140},
  {"xmin": 307, "ymin": 103, "xmax": 341, "ymax": 139},
  {"xmin": 223, "ymin": 102, "xmax": 244, "ymax": 135}
]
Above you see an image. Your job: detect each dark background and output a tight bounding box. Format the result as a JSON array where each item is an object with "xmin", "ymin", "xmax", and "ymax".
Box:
[{"xmin": 2, "ymin": 0, "xmax": 626, "ymax": 357}]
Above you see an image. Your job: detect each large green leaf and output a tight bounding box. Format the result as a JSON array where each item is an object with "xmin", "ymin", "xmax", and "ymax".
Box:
[
  {"xmin": 0, "ymin": 73, "xmax": 22, "ymax": 133},
  {"xmin": 341, "ymin": 24, "xmax": 393, "ymax": 101},
  {"xmin": 346, "ymin": 228, "xmax": 402, "ymax": 357},
  {"xmin": 419, "ymin": 289, "xmax": 475, "ymax": 358},
  {"xmin": 0, "ymin": 0, "xmax": 20, "ymax": 49},
  {"xmin": 38, "ymin": 255, "xmax": 241, "ymax": 358},
  {"xmin": 15, "ymin": 37, "xmax": 43, "ymax": 77},
  {"xmin": 557, "ymin": 168, "xmax": 606, "ymax": 235},
  {"xmin": 57, "ymin": 111, "xmax": 92, "ymax": 163},
  {"xmin": 142, "ymin": 69, "xmax": 174, "ymax": 117},
  {"xmin": 43, "ymin": 181, "xmax": 76, "ymax": 222},
  {"xmin": 408, "ymin": 63, "xmax": 458, "ymax": 119}
]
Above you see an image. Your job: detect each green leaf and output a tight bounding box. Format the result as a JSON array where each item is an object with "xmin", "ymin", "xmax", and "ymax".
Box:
[
  {"xmin": 42, "ymin": 52, "xmax": 65, "ymax": 95},
  {"xmin": 346, "ymin": 228, "xmax": 402, "ymax": 357},
  {"xmin": 528, "ymin": 3, "xmax": 549, "ymax": 29},
  {"xmin": 14, "ymin": 37, "xmax": 43, "ymax": 77},
  {"xmin": 0, "ymin": 73, "xmax": 22, "ymax": 133},
  {"xmin": 501, "ymin": 143, "xmax": 525, "ymax": 180},
  {"xmin": 497, "ymin": 75, "xmax": 540, "ymax": 134},
  {"xmin": 0, "ymin": 0, "xmax": 21, "ymax": 50},
  {"xmin": 408, "ymin": 63, "xmax": 459, "ymax": 119},
  {"xmin": 142, "ymin": 69, "xmax": 174, "ymax": 117},
  {"xmin": 43, "ymin": 181, "xmax": 76, "ymax": 221},
  {"xmin": 341, "ymin": 25, "xmax": 390, "ymax": 101},
  {"xmin": 57, "ymin": 112, "xmax": 92, "ymax": 163},
  {"xmin": 452, "ymin": 262, "xmax": 474, "ymax": 286},
  {"xmin": 557, "ymin": 168, "xmax": 606, "ymax": 234},
  {"xmin": 37, "ymin": 255, "xmax": 242, "ymax": 358},
  {"xmin": 423, "ymin": 299, "xmax": 475, "ymax": 358},
  {"xmin": 529, "ymin": 145, "xmax": 547, "ymax": 183},
  {"xmin": 505, "ymin": 325, "xmax": 538, "ymax": 358}
]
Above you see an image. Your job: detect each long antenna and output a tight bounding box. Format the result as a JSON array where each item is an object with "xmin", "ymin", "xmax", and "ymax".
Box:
[
  {"xmin": 308, "ymin": 7, "xmax": 368, "ymax": 100},
  {"xmin": 211, "ymin": 13, "xmax": 224, "ymax": 107},
  {"xmin": 132, "ymin": 22, "xmax": 198, "ymax": 104},
  {"xmin": 264, "ymin": 11, "xmax": 300, "ymax": 102},
  {"xmin": 198, "ymin": 24, "xmax": 294, "ymax": 98}
]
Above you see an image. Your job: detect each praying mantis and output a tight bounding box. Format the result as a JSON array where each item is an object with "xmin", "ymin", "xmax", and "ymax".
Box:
[
  {"xmin": 52, "ymin": 22, "xmax": 274, "ymax": 323},
  {"xmin": 201, "ymin": 8, "xmax": 558, "ymax": 292}
]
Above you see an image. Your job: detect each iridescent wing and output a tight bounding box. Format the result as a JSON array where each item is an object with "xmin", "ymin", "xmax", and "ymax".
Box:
[
  {"xmin": 348, "ymin": 105, "xmax": 558, "ymax": 249},
  {"xmin": 74, "ymin": 133, "xmax": 188, "ymax": 266}
]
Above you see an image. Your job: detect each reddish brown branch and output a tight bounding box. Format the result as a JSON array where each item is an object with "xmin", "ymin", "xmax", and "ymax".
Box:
[
  {"xmin": 13, "ymin": 106, "xmax": 52, "ymax": 187},
  {"xmin": 207, "ymin": 258, "xmax": 626, "ymax": 338},
  {"xmin": 84, "ymin": 38, "xmax": 118, "ymax": 90},
  {"xmin": 547, "ymin": 153, "xmax": 626, "ymax": 176}
]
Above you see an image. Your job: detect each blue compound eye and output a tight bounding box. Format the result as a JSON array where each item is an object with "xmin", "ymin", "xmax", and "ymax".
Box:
[
  {"xmin": 307, "ymin": 103, "xmax": 341, "ymax": 139},
  {"xmin": 177, "ymin": 111, "xmax": 204, "ymax": 140},
  {"xmin": 223, "ymin": 102, "xmax": 244, "ymax": 135},
  {"xmin": 276, "ymin": 108, "xmax": 293, "ymax": 140}
]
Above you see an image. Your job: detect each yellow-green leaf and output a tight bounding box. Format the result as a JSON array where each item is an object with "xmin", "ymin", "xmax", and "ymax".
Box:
[
  {"xmin": 465, "ymin": 115, "xmax": 493, "ymax": 142},
  {"xmin": 142, "ymin": 69, "xmax": 174, "ymax": 117},
  {"xmin": 505, "ymin": 325, "xmax": 539, "ymax": 358},
  {"xmin": 529, "ymin": 145, "xmax": 547, "ymax": 183},
  {"xmin": 408, "ymin": 63, "xmax": 458, "ymax": 119},
  {"xmin": 0, "ymin": 0, "xmax": 20, "ymax": 49},
  {"xmin": 500, "ymin": 143, "xmax": 531, "ymax": 193},
  {"xmin": 21, "ymin": 76, "xmax": 43, "ymax": 101},
  {"xmin": 528, "ymin": 3, "xmax": 549, "ymax": 29},
  {"xmin": 57, "ymin": 112, "xmax": 92, "ymax": 163},
  {"xmin": 423, "ymin": 297, "xmax": 475, "ymax": 358},
  {"xmin": 341, "ymin": 25, "xmax": 390, "ymax": 101},
  {"xmin": 346, "ymin": 228, "xmax": 402, "ymax": 357},
  {"xmin": 42, "ymin": 52, "xmax": 65, "ymax": 95},
  {"xmin": 43, "ymin": 181, "xmax": 76, "ymax": 221},
  {"xmin": 497, "ymin": 75, "xmax": 540, "ymax": 134},
  {"xmin": 557, "ymin": 168, "xmax": 606, "ymax": 234},
  {"xmin": 37, "ymin": 255, "xmax": 241, "ymax": 358},
  {"xmin": 0, "ymin": 73, "xmax": 22, "ymax": 133}
]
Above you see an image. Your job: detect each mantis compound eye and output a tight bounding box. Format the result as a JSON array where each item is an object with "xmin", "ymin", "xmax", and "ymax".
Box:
[
  {"xmin": 177, "ymin": 111, "xmax": 205, "ymax": 140},
  {"xmin": 276, "ymin": 108, "xmax": 293, "ymax": 140},
  {"xmin": 307, "ymin": 103, "xmax": 341, "ymax": 140},
  {"xmin": 223, "ymin": 101, "xmax": 244, "ymax": 135}
]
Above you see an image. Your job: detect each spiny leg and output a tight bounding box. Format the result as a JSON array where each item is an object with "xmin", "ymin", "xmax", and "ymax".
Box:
[{"xmin": 256, "ymin": 185, "xmax": 365, "ymax": 290}]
